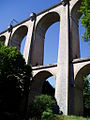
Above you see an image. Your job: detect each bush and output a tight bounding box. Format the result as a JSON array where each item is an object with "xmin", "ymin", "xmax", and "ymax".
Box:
[
  {"xmin": 42, "ymin": 108, "xmax": 54, "ymax": 120},
  {"xmin": 28, "ymin": 95, "xmax": 56, "ymax": 119}
]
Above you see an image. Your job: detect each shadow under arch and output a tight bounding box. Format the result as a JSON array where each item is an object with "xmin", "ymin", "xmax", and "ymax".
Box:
[
  {"xmin": 11, "ymin": 25, "xmax": 28, "ymax": 52},
  {"xmin": 74, "ymin": 63, "xmax": 90, "ymax": 116},
  {"xmin": 0, "ymin": 35, "xmax": 6, "ymax": 43},
  {"xmin": 32, "ymin": 12, "xmax": 60, "ymax": 66},
  {"xmin": 29, "ymin": 70, "xmax": 55, "ymax": 103}
]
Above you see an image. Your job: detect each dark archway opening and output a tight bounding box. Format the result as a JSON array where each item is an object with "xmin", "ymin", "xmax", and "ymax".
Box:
[
  {"xmin": 29, "ymin": 71, "xmax": 56, "ymax": 104},
  {"xmin": 0, "ymin": 36, "xmax": 6, "ymax": 44},
  {"xmin": 42, "ymin": 76, "xmax": 55, "ymax": 97}
]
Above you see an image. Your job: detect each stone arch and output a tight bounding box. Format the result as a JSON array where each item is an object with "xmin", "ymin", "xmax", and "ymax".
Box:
[
  {"xmin": 70, "ymin": 0, "xmax": 82, "ymax": 59},
  {"xmin": 74, "ymin": 63, "xmax": 90, "ymax": 115},
  {"xmin": 0, "ymin": 35, "xmax": 6, "ymax": 43},
  {"xmin": 29, "ymin": 70, "xmax": 55, "ymax": 103},
  {"xmin": 11, "ymin": 25, "xmax": 28, "ymax": 51},
  {"xmin": 32, "ymin": 12, "xmax": 60, "ymax": 66},
  {"xmin": 71, "ymin": 0, "xmax": 82, "ymax": 21}
]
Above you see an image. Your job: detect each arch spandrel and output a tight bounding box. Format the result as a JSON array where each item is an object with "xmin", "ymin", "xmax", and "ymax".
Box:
[{"xmin": 11, "ymin": 25, "xmax": 28, "ymax": 50}]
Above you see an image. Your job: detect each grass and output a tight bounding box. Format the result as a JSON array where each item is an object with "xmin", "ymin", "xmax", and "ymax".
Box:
[{"xmin": 49, "ymin": 115, "xmax": 90, "ymax": 120}]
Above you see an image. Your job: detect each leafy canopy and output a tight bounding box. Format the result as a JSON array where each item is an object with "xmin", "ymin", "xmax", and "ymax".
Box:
[
  {"xmin": 0, "ymin": 42, "xmax": 32, "ymax": 119},
  {"xmin": 83, "ymin": 75, "xmax": 90, "ymax": 109},
  {"xmin": 0, "ymin": 43, "xmax": 32, "ymax": 95}
]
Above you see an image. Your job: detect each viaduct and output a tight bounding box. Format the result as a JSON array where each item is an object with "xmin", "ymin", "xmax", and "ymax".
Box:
[{"xmin": 0, "ymin": 0, "xmax": 90, "ymax": 116}]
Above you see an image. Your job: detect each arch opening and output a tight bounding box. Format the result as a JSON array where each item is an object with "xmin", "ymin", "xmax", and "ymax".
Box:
[
  {"xmin": 32, "ymin": 12, "xmax": 60, "ymax": 66},
  {"xmin": 29, "ymin": 71, "xmax": 56, "ymax": 103},
  {"xmin": 42, "ymin": 76, "xmax": 55, "ymax": 97},
  {"xmin": 11, "ymin": 25, "xmax": 28, "ymax": 54},
  {"xmin": 20, "ymin": 36, "xmax": 26, "ymax": 54},
  {"xmin": 0, "ymin": 35, "xmax": 6, "ymax": 44},
  {"xmin": 71, "ymin": 1, "xmax": 90, "ymax": 59},
  {"xmin": 44, "ymin": 22, "xmax": 60, "ymax": 65},
  {"xmin": 74, "ymin": 64, "xmax": 90, "ymax": 116}
]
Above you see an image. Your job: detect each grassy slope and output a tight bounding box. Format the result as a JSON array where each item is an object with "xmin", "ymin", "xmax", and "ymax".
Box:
[{"xmin": 51, "ymin": 115, "xmax": 90, "ymax": 120}]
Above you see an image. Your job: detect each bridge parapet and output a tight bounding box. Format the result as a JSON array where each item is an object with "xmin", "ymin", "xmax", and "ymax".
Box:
[
  {"xmin": 72, "ymin": 57, "xmax": 90, "ymax": 64},
  {"xmin": 32, "ymin": 63, "xmax": 57, "ymax": 70}
]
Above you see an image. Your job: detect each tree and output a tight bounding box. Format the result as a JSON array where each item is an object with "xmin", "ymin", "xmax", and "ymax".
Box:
[
  {"xmin": 28, "ymin": 95, "xmax": 57, "ymax": 120},
  {"xmin": 83, "ymin": 75, "xmax": 90, "ymax": 116},
  {"xmin": 0, "ymin": 43, "xmax": 32, "ymax": 119},
  {"xmin": 80, "ymin": 0, "xmax": 90, "ymax": 41}
]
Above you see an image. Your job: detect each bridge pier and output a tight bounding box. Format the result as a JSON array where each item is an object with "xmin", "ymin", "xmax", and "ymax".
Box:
[{"xmin": 55, "ymin": 3, "xmax": 69, "ymax": 115}]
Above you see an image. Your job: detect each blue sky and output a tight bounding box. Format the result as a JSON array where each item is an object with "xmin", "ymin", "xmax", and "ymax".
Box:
[
  {"xmin": 0, "ymin": 0, "xmax": 60, "ymax": 31},
  {"xmin": 0, "ymin": 0, "xmax": 90, "ymax": 87}
]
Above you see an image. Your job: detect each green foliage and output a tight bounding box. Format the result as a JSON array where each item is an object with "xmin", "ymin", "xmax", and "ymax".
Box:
[
  {"xmin": 29, "ymin": 95, "xmax": 56, "ymax": 119},
  {"xmin": 0, "ymin": 43, "xmax": 32, "ymax": 119},
  {"xmin": 0, "ymin": 43, "xmax": 32, "ymax": 96},
  {"xmin": 80, "ymin": 0, "xmax": 90, "ymax": 41},
  {"xmin": 42, "ymin": 108, "xmax": 54, "ymax": 120},
  {"xmin": 83, "ymin": 76, "xmax": 90, "ymax": 109}
]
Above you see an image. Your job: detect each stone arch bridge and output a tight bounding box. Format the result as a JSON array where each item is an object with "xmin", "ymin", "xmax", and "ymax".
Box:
[{"xmin": 0, "ymin": 0, "xmax": 90, "ymax": 116}]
